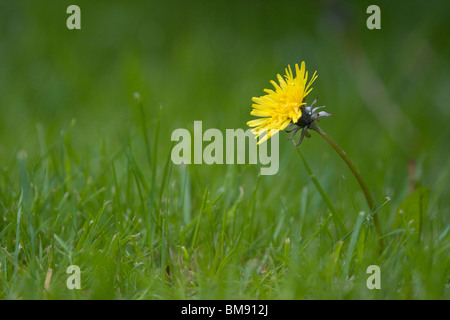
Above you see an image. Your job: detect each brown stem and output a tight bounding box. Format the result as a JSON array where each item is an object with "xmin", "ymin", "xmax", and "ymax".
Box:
[{"xmin": 311, "ymin": 125, "xmax": 383, "ymax": 241}]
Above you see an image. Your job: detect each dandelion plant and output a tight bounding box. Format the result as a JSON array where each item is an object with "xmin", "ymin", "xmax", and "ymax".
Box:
[{"xmin": 247, "ymin": 62, "xmax": 383, "ymax": 238}]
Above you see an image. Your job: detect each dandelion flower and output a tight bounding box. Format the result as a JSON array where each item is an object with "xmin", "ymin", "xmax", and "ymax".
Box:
[
  {"xmin": 247, "ymin": 61, "xmax": 330, "ymax": 145},
  {"xmin": 246, "ymin": 61, "xmax": 383, "ymax": 241}
]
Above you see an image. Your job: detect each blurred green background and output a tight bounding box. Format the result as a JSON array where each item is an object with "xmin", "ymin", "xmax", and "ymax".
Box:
[
  {"xmin": 0, "ymin": 0, "xmax": 449, "ymax": 299},
  {"xmin": 1, "ymin": 0, "xmax": 449, "ymax": 189}
]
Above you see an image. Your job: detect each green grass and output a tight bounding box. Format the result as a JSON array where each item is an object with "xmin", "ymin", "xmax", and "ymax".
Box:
[{"xmin": 0, "ymin": 1, "xmax": 449, "ymax": 299}]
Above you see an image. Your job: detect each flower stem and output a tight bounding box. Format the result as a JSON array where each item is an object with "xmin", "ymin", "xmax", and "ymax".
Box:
[{"xmin": 312, "ymin": 125, "xmax": 383, "ymax": 240}]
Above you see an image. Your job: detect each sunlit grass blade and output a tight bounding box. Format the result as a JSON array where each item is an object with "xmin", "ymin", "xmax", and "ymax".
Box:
[
  {"xmin": 297, "ymin": 149, "xmax": 346, "ymax": 234},
  {"xmin": 340, "ymin": 197, "xmax": 391, "ymax": 242},
  {"xmin": 343, "ymin": 211, "xmax": 366, "ymax": 279}
]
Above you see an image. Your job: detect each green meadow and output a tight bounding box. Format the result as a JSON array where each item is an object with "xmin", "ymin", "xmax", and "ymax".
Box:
[{"xmin": 0, "ymin": 1, "xmax": 448, "ymax": 299}]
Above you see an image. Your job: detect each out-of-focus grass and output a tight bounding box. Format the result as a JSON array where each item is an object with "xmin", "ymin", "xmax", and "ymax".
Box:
[{"xmin": 0, "ymin": 1, "xmax": 449, "ymax": 299}]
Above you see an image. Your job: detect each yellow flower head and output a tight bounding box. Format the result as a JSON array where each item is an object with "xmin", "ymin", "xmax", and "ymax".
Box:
[{"xmin": 247, "ymin": 62, "xmax": 318, "ymax": 144}]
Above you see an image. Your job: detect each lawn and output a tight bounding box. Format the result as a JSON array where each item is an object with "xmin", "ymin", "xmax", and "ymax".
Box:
[{"xmin": 0, "ymin": 0, "xmax": 449, "ymax": 299}]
